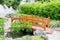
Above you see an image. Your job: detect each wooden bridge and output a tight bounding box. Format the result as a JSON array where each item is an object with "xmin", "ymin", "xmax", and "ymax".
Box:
[{"xmin": 11, "ymin": 15, "xmax": 50, "ymax": 31}]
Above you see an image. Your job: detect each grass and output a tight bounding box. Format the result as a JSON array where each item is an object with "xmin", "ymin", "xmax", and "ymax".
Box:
[{"xmin": 21, "ymin": 36, "xmax": 44, "ymax": 40}]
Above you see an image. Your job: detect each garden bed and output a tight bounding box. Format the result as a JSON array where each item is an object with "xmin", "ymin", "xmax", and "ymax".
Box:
[{"xmin": 0, "ymin": 18, "xmax": 5, "ymax": 35}]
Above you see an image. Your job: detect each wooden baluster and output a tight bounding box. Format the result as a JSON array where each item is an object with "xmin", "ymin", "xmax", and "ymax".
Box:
[
  {"xmin": 11, "ymin": 17, "xmax": 14, "ymax": 22},
  {"xmin": 43, "ymin": 19, "xmax": 46, "ymax": 31},
  {"xmin": 48, "ymin": 17, "xmax": 50, "ymax": 27}
]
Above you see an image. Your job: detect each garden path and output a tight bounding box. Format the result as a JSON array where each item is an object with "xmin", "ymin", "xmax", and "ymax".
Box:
[{"xmin": 47, "ymin": 31, "xmax": 60, "ymax": 40}]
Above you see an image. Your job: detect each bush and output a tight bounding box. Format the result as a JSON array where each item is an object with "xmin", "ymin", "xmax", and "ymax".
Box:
[
  {"xmin": 50, "ymin": 20, "xmax": 60, "ymax": 28},
  {"xmin": 19, "ymin": 1, "xmax": 60, "ymax": 20},
  {"xmin": 11, "ymin": 21, "xmax": 33, "ymax": 38},
  {"xmin": 0, "ymin": 18, "xmax": 5, "ymax": 35},
  {"xmin": 2, "ymin": 0, "xmax": 20, "ymax": 9}
]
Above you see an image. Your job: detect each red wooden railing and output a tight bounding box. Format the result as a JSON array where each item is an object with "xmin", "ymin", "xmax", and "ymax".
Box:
[{"xmin": 11, "ymin": 15, "xmax": 50, "ymax": 31}]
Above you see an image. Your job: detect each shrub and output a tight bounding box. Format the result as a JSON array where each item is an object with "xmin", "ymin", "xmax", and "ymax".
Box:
[
  {"xmin": 19, "ymin": 1, "xmax": 60, "ymax": 20},
  {"xmin": 0, "ymin": 18, "xmax": 5, "ymax": 35},
  {"xmin": 11, "ymin": 21, "xmax": 33, "ymax": 38},
  {"xmin": 3, "ymin": 0, "xmax": 20, "ymax": 9},
  {"xmin": 50, "ymin": 20, "xmax": 60, "ymax": 28}
]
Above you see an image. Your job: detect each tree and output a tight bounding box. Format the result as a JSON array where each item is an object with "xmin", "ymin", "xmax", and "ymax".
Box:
[
  {"xmin": 3, "ymin": 0, "xmax": 20, "ymax": 9},
  {"xmin": 0, "ymin": 0, "xmax": 20, "ymax": 9},
  {"xmin": 0, "ymin": 0, "xmax": 4, "ymax": 4}
]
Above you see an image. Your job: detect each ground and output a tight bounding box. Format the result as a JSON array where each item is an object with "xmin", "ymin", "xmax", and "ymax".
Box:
[
  {"xmin": 47, "ymin": 31, "xmax": 60, "ymax": 40},
  {"xmin": 5, "ymin": 31, "xmax": 60, "ymax": 40}
]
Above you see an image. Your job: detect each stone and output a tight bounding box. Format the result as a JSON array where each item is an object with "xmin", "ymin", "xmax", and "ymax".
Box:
[
  {"xmin": 33, "ymin": 28, "xmax": 48, "ymax": 40},
  {"xmin": 55, "ymin": 27, "xmax": 60, "ymax": 31}
]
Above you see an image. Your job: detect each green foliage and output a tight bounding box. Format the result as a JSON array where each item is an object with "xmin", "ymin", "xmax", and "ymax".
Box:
[
  {"xmin": 2, "ymin": 0, "xmax": 20, "ymax": 9},
  {"xmin": 0, "ymin": 18, "xmax": 5, "ymax": 35},
  {"xmin": 19, "ymin": 1, "xmax": 60, "ymax": 20},
  {"xmin": 0, "ymin": 0, "xmax": 4, "ymax": 4},
  {"xmin": 0, "ymin": 35, "xmax": 5, "ymax": 40},
  {"xmin": 11, "ymin": 21, "xmax": 33, "ymax": 37},
  {"xmin": 37, "ymin": 0, "xmax": 50, "ymax": 2},
  {"xmin": 21, "ymin": 36, "xmax": 44, "ymax": 40},
  {"xmin": 50, "ymin": 20, "xmax": 60, "ymax": 28},
  {"xmin": 0, "ymin": 0, "xmax": 20, "ymax": 9},
  {"xmin": 38, "ymin": 0, "xmax": 60, "ymax": 2}
]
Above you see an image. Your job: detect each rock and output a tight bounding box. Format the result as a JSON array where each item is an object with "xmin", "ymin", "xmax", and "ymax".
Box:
[
  {"xmin": 43, "ymin": 35, "xmax": 48, "ymax": 40},
  {"xmin": 46, "ymin": 28, "xmax": 54, "ymax": 34},
  {"xmin": 23, "ymin": 35, "xmax": 34, "ymax": 38},
  {"xmin": 15, "ymin": 38, "xmax": 21, "ymax": 40},
  {"xmin": 33, "ymin": 28, "xmax": 48, "ymax": 40},
  {"xmin": 55, "ymin": 27, "xmax": 60, "ymax": 31},
  {"xmin": 33, "ymin": 28, "xmax": 46, "ymax": 36},
  {"xmin": 6, "ymin": 37, "xmax": 12, "ymax": 40}
]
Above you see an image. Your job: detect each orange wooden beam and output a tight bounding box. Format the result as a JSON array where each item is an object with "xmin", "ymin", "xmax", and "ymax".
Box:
[{"xmin": 11, "ymin": 16, "xmax": 50, "ymax": 31}]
